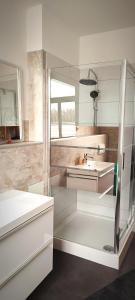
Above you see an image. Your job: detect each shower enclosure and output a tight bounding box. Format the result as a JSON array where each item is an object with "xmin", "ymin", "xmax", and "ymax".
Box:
[{"xmin": 48, "ymin": 59, "xmax": 135, "ymax": 269}]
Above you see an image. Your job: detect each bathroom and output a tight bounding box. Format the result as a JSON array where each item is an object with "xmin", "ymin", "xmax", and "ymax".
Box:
[{"xmin": 1, "ymin": 1, "xmax": 135, "ymax": 299}]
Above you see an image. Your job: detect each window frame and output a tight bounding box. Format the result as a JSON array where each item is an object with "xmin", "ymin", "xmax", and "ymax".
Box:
[{"xmin": 51, "ymin": 96, "xmax": 76, "ymax": 139}]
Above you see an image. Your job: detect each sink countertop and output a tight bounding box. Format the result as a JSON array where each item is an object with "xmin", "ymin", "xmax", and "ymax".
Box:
[
  {"xmin": 0, "ymin": 189, "xmax": 54, "ymax": 238},
  {"xmin": 67, "ymin": 161, "xmax": 114, "ymax": 177}
]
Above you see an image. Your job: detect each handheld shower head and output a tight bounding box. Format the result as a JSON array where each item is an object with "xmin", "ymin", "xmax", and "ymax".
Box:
[{"xmin": 90, "ymin": 90, "xmax": 99, "ymax": 99}]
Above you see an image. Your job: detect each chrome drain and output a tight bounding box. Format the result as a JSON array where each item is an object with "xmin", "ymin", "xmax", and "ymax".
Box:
[{"xmin": 103, "ymin": 245, "xmax": 114, "ymax": 253}]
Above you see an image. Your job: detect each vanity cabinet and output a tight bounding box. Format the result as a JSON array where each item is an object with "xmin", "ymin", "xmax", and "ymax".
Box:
[
  {"xmin": 67, "ymin": 175, "xmax": 98, "ymax": 192},
  {"xmin": 0, "ymin": 190, "xmax": 54, "ymax": 300},
  {"xmin": 67, "ymin": 162, "xmax": 114, "ymax": 193}
]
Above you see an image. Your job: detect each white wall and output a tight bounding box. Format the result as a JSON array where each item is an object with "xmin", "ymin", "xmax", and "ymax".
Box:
[
  {"xmin": 79, "ymin": 64, "xmax": 121, "ymax": 126},
  {"xmin": 80, "ymin": 26, "xmax": 135, "ymax": 64},
  {"xmin": 79, "ymin": 27, "xmax": 135, "ymax": 126},
  {"xmin": 26, "ymin": 4, "xmax": 43, "ymax": 52},
  {"xmin": 43, "ymin": 5, "xmax": 79, "ymax": 65},
  {"xmin": 26, "ymin": 3, "xmax": 79, "ymax": 65},
  {"xmin": 0, "ymin": 0, "xmax": 27, "ymax": 121},
  {"xmin": 0, "ymin": 0, "xmax": 26, "ymax": 68}
]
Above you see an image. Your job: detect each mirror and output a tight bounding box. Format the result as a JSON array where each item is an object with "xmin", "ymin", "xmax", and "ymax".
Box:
[{"xmin": 0, "ymin": 60, "xmax": 22, "ymax": 144}]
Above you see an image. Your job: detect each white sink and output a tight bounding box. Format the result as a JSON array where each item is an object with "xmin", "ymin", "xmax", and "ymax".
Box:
[
  {"xmin": 86, "ymin": 160, "xmax": 95, "ymax": 170},
  {"xmin": 67, "ymin": 161, "xmax": 114, "ymax": 177}
]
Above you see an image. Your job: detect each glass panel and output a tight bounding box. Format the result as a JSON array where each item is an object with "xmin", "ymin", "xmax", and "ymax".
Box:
[
  {"xmin": 130, "ymin": 129, "xmax": 135, "ymax": 220},
  {"xmin": 51, "ymin": 103, "xmax": 59, "ymax": 138},
  {"xmin": 61, "ymin": 101, "xmax": 76, "ymax": 137},
  {"xmin": 51, "ymin": 147, "xmax": 117, "ymax": 252},
  {"xmin": 119, "ymin": 63, "xmax": 135, "ymax": 244},
  {"xmin": 50, "ymin": 60, "xmax": 122, "ymax": 254}
]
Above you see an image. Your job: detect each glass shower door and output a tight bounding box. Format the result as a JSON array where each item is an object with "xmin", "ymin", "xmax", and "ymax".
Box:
[{"xmin": 117, "ymin": 60, "xmax": 135, "ymax": 251}]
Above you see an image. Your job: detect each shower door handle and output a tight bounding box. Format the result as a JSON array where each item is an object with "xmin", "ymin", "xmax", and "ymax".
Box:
[{"xmin": 122, "ymin": 152, "xmax": 125, "ymax": 170}]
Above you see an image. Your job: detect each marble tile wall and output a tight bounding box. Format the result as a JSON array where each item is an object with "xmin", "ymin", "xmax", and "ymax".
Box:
[
  {"xmin": 0, "ymin": 143, "xmax": 43, "ymax": 191},
  {"xmin": 98, "ymin": 126, "xmax": 119, "ymax": 162},
  {"xmin": 74, "ymin": 125, "xmax": 118, "ymax": 163},
  {"xmin": 76, "ymin": 125, "xmax": 98, "ymax": 136},
  {"xmin": 50, "ymin": 126, "xmax": 119, "ymax": 187},
  {"xmin": 27, "ymin": 50, "xmax": 44, "ymax": 142},
  {"xmin": 50, "ymin": 134, "xmax": 107, "ymax": 186},
  {"xmin": 27, "ymin": 50, "xmax": 49, "ymax": 194}
]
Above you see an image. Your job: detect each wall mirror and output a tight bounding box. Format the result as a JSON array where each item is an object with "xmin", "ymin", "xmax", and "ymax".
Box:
[{"xmin": 0, "ymin": 60, "xmax": 22, "ymax": 145}]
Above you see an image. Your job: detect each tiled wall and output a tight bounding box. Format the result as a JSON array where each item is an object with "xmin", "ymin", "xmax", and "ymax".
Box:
[
  {"xmin": 51, "ymin": 134, "xmax": 107, "ymax": 166},
  {"xmin": 79, "ymin": 65, "xmax": 121, "ymax": 127},
  {"xmin": 98, "ymin": 126, "xmax": 118, "ymax": 162},
  {"xmin": 27, "ymin": 50, "xmax": 45, "ymax": 142},
  {"xmin": 0, "ymin": 143, "xmax": 43, "ymax": 191},
  {"xmin": 76, "ymin": 125, "xmax": 119, "ymax": 163},
  {"xmin": 76, "ymin": 125, "xmax": 98, "ymax": 136},
  {"xmin": 125, "ymin": 75, "xmax": 135, "ymax": 126},
  {"xmin": 50, "ymin": 134, "xmax": 107, "ymax": 187}
]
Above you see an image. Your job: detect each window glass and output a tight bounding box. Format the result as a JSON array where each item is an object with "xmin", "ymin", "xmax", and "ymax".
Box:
[
  {"xmin": 51, "ymin": 103, "xmax": 59, "ymax": 138},
  {"xmin": 51, "ymin": 79, "xmax": 75, "ymax": 98},
  {"xmin": 61, "ymin": 102, "xmax": 76, "ymax": 137}
]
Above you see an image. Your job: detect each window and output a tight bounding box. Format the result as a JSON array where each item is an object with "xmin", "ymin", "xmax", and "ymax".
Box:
[
  {"xmin": 51, "ymin": 79, "xmax": 75, "ymax": 98},
  {"xmin": 51, "ymin": 99, "xmax": 76, "ymax": 139},
  {"xmin": 51, "ymin": 103, "xmax": 59, "ymax": 138},
  {"xmin": 50, "ymin": 79, "xmax": 76, "ymax": 139},
  {"xmin": 61, "ymin": 101, "xmax": 75, "ymax": 137}
]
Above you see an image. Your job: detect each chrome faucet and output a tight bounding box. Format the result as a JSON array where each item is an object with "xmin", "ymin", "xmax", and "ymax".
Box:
[{"xmin": 84, "ymin": 153, "xmax": 94, "ymax": 162}]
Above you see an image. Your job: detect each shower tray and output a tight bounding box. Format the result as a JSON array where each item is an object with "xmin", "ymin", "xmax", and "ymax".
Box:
[{"xmin": 54, "ymin": 211, "xmax": 134, "ymax": 269}]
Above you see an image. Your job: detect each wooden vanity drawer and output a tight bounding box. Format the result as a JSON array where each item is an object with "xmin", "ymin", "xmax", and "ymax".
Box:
[{"xmin": 67, "ymin": 176, "xmax": 98, "ymax": 192}]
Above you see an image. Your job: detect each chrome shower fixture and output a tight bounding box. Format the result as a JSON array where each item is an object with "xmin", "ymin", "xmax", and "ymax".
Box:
[
  {"xmin": 90, "ymin": 89, "xmax": 99, "ymax": 127},
  {"xmin": 79, "ymin": 68, "xmax": 98, "ymax": 86}
]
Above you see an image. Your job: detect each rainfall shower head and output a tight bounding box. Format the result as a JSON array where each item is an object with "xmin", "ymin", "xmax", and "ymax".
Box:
[
  {"xmin": 79, "ymin": 68, "xmax": 98, "ymax": 86},
  {"xmin": 79, "ymin": 78, "xmax": 97, "ymax": 85}
]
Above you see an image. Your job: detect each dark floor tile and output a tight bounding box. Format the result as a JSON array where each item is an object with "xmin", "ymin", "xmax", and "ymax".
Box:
[
  {"xmin": 27, "ymin": 235, "xmax": 135, "ymax": 300},
  {"xmin": 85, "ymin": 269, "xmax": 135, "ymax": 300}
]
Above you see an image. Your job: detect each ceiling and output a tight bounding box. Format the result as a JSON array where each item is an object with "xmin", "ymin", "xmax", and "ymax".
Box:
[
  {"xmin": 0, "ymin": 63, "xmax": 17, "ymax": 77},
  {"xmin": 27, "ymin": 0, "xmax": 135, "ymax": 37},
  {"xmin": 45, "ymin": 0, "xmax": 135, "ymax": 36}
]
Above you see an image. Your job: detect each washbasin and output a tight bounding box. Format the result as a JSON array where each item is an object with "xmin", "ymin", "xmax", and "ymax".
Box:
[
  {"xmin": 67, "ymin": 161, "xmax": 114, "ymax": 193},
  {"xmin": 67, "ymin": 161, "xmax": 114, "ymax": 177}
]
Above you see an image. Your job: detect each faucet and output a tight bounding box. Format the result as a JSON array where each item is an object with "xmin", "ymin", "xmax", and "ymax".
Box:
[{"xmin": 84, "ymin": 153, "xmax": 94, "ymax": 162}]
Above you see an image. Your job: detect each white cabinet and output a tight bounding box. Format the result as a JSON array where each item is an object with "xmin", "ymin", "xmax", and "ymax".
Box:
[{"xmin": 0, "ymin": 190, "xmax": 54, "ymax": 300}]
